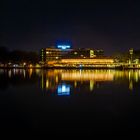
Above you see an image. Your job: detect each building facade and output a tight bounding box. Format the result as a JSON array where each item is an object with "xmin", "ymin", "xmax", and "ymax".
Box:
[
  {"xmin": 63, "ymin": 48, "xmax": 104, "ymax": 59},
  {"xmin": 47, "ymin": 58, "xmax": 114, "ymax": 68},
  {"xmin": 41, "ymin": 46, "xmax": 104, "ymax": 64},
  {"xmin": 41, "ymin": 46, "xmax": 73, "ymax": 64}
]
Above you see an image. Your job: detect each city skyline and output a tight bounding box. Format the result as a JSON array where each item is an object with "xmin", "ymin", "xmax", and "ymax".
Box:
[
  {"xmin": 1, "ymin": 0, "xmax": 140, "ymax": 135},
  {"xmin": 1, "ymin": 0, "xmax": 140, "ymax": 55}
]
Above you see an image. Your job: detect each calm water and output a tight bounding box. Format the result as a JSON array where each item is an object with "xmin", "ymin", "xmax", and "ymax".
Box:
[{"xmin": 0, "ymin": 69, "xmax": 140, "ymax": 135}]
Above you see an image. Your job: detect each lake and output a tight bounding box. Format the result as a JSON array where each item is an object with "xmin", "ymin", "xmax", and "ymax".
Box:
[{"xmin": 0, "ymin": 69, "xmax": 140, "ymax": 136}]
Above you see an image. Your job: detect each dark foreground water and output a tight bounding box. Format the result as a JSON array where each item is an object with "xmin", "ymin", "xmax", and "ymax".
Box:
[{"xmin": 0, "ymin": 69, "xmax": 140, "ymax": 136}]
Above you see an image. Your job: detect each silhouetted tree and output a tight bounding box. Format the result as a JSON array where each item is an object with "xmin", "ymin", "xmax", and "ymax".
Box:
[
  {"xmin": 0, "ymin": 46, "xmax": 9, "ymax": 63},
  {"xmin": 9, "ymin": 50, "xmax": 39, "ymax": 64}
]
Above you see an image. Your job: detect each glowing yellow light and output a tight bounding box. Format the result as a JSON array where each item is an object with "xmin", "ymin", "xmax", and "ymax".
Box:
[
  {"xmin": 41, "ymin": 73, "xmax": 44, "ymax": 89},
  {"xmin": 61, "ymin": 59, "xmax": 114, "ymax": 64},
  {"xmin": 128, "ymin": 71, "xmax": 131, "ymax": 81},
  {"xmin": 36, "ymin": 69, "xmax": 41, "ymax": 74},
  {"xmin": 134, "ymin": 72, "xmax": 138, "ymax": 82},
  {"xmin": 46, "ymin": 79, "xmax": 49, "ymax": 88},
  {"xmin": 55, "ymin": 76, "xmax": 58, "ymax": 83},
  {"xmin": 90, "ymin": 50, "xmax": 96, "ymax": 58},
  {"xmin": 61, "ymin": 70, "xmax": 114, "ymax": 81},
  {"xmin": 74, "ymin": 81, "xmax": 77, "ymax": 87},
  {"xmin": 129, "ymin": 81, "xmax": 133, "ymax": 91},
  {"xmin": 35, "ymin": 64, "xmax": 41, "ymax": 68},
  {"xmin": 90, "ymin": 80, "xmax": 94, "ymax": 91},
  {"xmin": 29, "ymin": 69, "xmax": 33, "ymax": 78},
  {"xmin": 29, "ymin": 64, "xmax": 33, "ymax": 68},
  {"xmin": 23, "ymin": 62, "xmax": 26, "ymax": 66}
]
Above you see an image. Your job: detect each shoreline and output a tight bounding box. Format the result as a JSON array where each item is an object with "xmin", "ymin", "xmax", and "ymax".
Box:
[{"xmin": 0, "ymin": 66, "xmax": 140, "ymax": 70}]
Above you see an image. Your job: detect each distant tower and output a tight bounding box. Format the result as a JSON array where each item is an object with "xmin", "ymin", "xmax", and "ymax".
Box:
[{"xmin": 129, "ymin": 48, "xmax": 133, "ymax": 64}]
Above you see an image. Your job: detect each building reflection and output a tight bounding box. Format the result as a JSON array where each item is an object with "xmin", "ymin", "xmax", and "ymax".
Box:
[
  {"xmin": 114, "ymin": 70, "xmax": 140, "ymax": 91},
  {"xmin": 0, "ymin": 69, "xmax": 140, "ymax": 93},
  {"xmin": 61, "ymin": 70, "xmax": 114, "ymax": 81},
  {"xmin": 40, "ymin": 69, "xmax": 140, "ymax": 93},
  {"xmin": 0, "ymin": 68, "xmax": 39, "ymax": 90},
  {"xmin": 57, "ymin": 84, "xmax": 70, "ymax": 96}
]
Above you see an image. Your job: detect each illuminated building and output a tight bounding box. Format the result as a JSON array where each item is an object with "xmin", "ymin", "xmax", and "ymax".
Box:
[
  {"xmin": 61, "ymin": 58, "xmax": 113, "ymax": 64},
  {"xmin": 63, "ymin": 48, "xmax": 104, "ymax": 59},
  {"xmin": 41, "ymin": 45, "xmax": 73, "ymax": 63},
  {"xmin": 41, "ymin": 45, "xmax": 105, "ymax": 63},
  {"xmin": 40, "ymin": 44, "xmax": 113, "ymax": 67},
  {"xmin": 47, "ymin": 58, "xmax": 114, "ymax": 68}
]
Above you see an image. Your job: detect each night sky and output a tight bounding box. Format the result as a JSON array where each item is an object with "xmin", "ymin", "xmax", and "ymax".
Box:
[{"xmin": 1, "ymin": 0, "xmax": 140, "ymax": 55}]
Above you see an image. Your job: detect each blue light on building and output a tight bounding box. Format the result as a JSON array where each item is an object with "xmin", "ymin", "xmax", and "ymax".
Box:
[{"xmin": 57, "ymin": 45, "xmax": 71, "ymax": 50}]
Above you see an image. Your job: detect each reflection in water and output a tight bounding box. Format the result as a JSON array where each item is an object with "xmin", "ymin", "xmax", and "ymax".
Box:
[
  {"xmin": 90, "ymin": 80, "xmax": 94, "ymax": 91},
  {"xmin": 0, "ymin": 69, "xmax": 38, "ymax": 90},
  {"xmin": 0, "ymin": 69, "xmax": 140, "ymax": 94},
  {"xmin": 40, "ymin": 69, "xmax": 140, "ymax": 93},
  {"xmin": 1, "ymin": 69, "xmax": 140, "ymax": 135},
  {"xmin": 40, "ymin": 70, "xmax": 115, "ymax": 94},
  {"xmin": 61, "ymin": 70, "xmax": 114, "ymax": 81},
  {"xmin": 57, "ymin": 84, "xmax": 70, "ymax": 96}
]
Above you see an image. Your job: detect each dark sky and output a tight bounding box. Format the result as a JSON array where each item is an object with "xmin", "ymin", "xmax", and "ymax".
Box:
[{"xmin": 1, "ymin": 0, "xmax": 140, "ymax": 55}]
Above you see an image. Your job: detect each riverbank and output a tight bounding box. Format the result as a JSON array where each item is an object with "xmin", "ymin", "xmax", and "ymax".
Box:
[{"xmin": 0, "ymin": 65, "xmax": 140, "ymax": 69}]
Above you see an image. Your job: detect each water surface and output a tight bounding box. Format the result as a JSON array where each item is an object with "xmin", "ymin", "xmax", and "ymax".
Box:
[{"xmin": 0, "ymin": 69, "xmax": 140, "ymax": 135}]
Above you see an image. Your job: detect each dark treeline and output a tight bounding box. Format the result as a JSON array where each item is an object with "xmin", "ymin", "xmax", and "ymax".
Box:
[{"xmin": 0, "ymin": 46, "xmax": 39, "ymax": 64}]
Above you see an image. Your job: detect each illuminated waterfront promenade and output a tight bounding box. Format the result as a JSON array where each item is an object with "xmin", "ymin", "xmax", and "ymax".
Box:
[
  {"xmin": 40, "ymin": 45, "xmax": 140, "ymax": 69},
  {"xmin": 44, "ymin": 60, "xmax": 140, "ymax": 69},
  {"xmin": 1, "ymin": 62, "xmax": 140, "ymax": 69}
]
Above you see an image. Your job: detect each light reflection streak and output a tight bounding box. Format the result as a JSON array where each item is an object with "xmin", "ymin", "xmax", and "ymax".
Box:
[
  {"xmin": 74, "ymin": 81, "xmax": 77, "ymax": 87},
  {"xmin": 40, "ymin": 70, "xmax": 140, "ymax": 92},
  {"xmin": 29, "ymin": 68, "xmax": 33, "ymax": 78},
  {"xmin": 61, "ymin": 71, "xmax": 114, "ymax": 81},
  {"xmin": 8, "ymin": 70, "xmax": 12, "ymax": 78},
  {"xmin": 57, "ymin": 84, "xmax": 70, "ymax": 96},
  {"xmin": 129, "ymin": 80, "xmax": 133, "ymax": 91},
  {"xmin": 90, "ymin": 80, "xmax": 94, "ymax": 91},
  {"xmin": 0, "ymin": 69, "xmax": 140, "ymax": 92},
  {"xmin": 23, "ymin": 69, "xmax": 26, "ymax": 78},
  {"xmin": 41, "ymin": 72, "xmax": 44, "ymax": 90}
]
